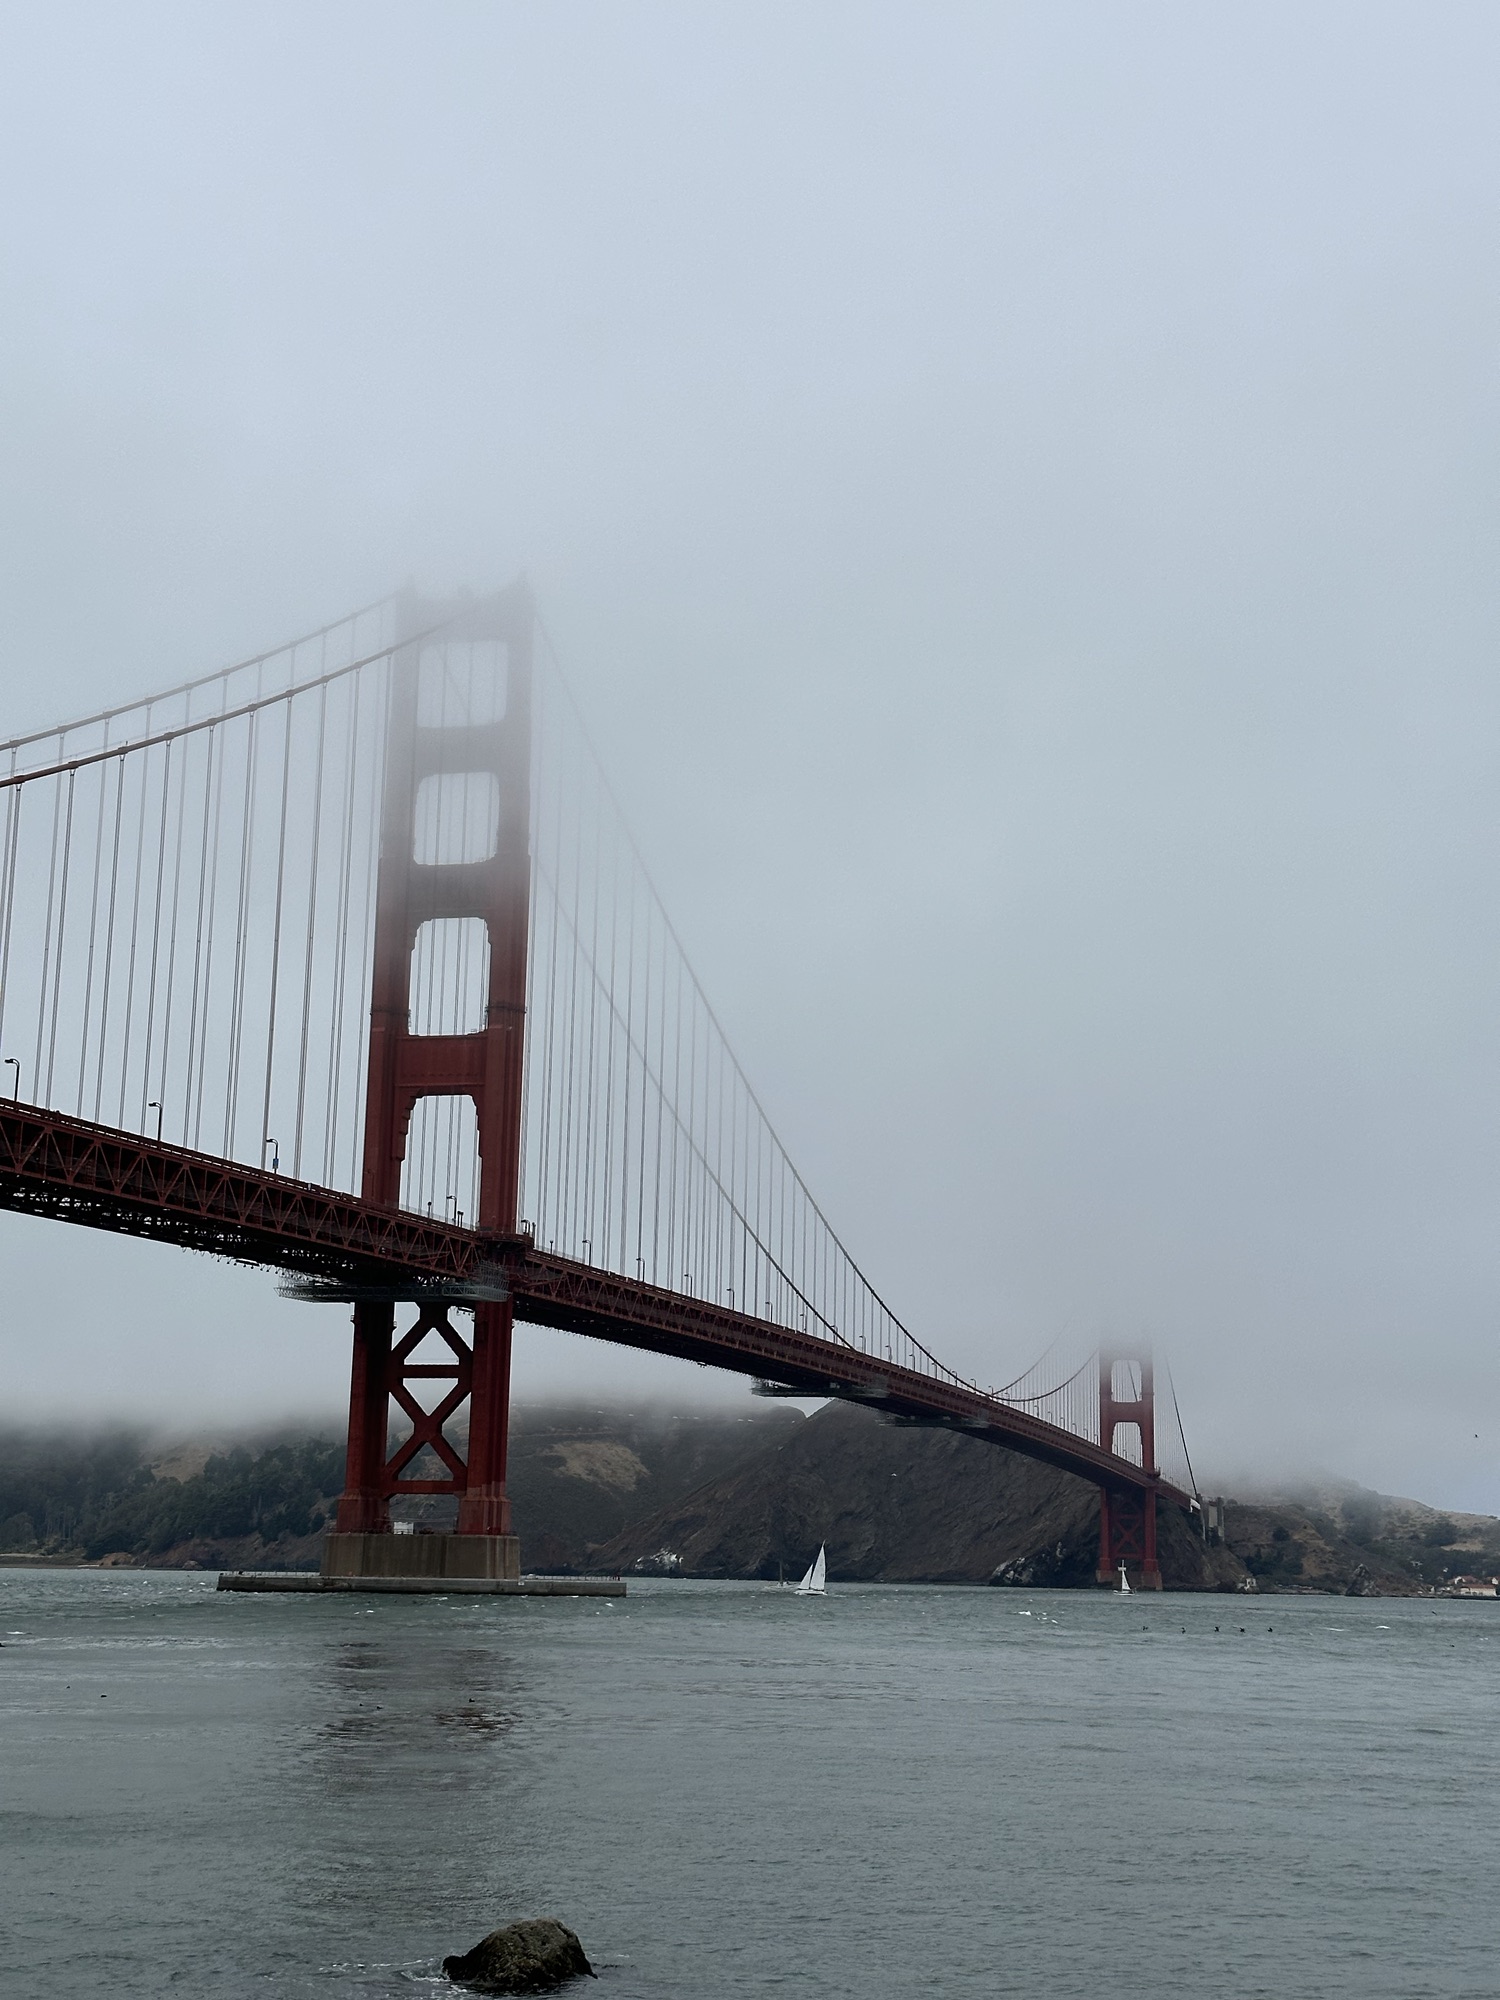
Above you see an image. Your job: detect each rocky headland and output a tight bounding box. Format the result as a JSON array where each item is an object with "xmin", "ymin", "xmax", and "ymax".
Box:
[{"xmin": 2, "ymin": 1400, "xmax": 1495, "ymax": 1595}]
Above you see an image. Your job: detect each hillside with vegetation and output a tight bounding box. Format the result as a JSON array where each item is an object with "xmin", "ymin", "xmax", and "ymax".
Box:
[{"xmin": 1, "ymin": 1402, "xmax": 1495, "ymax": 1594}]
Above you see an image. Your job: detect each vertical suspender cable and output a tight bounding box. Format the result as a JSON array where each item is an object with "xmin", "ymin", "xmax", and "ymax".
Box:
[
  {"xmin": 182, "ymin": 723, "xmax": 219, "ymax": 1146},
  {"xmin": 292, "ymin": 679, "xmax": 329, "ymax": 1178},
  {"xmin": 557, "ymin": 747, "xmax": 583, "ymax": 1249},
  {"xmin": 32, "ymin": 770, "xmax": 65, "ymax": 1101},
  {"xmin": 324, "ymin": 669, "xmax": 361, "ymax": 1186},
  {"xmin": 599, "ymin": 800, "xmax": 621, "ymax": 1260},
  {"xmin": 192, "ymin": 721, "xmax": 228, "ymax": 1149},
  {"xmin": 617, "ymin": 849, "xmax": 638, "ymax": 1270},
  {"xmin": 579, "ymin": 770, "xmax": 603, "ymax": 1254},
  {"xmin": 651, "ymin": 906, "xmax": 668, "ymax": 1285},
  {"xmin": 115, "ymin": 728, "xmax": 155, "ymax": 1126},
  {"xmin": 93, "ymin": 758, "xmax": 127, "ymax": 1121},
  {"xmin": 44, "ymin": 769, "xmax": 78, "ymax": 1105},
  {"xmin": 137, "ymin": 739, "xmax": 173, "ymax": 1126},
  {"xmin": 76, "ymin": 752, "xmax": 111, "ymax": 1115},
  {"xmin": 259, "ymin": 693, "xmax": 296, "ymax": 1168},
  {"xmin": 0, "ymin": 759, "xmax": 21, "ymax": 1063},
  {"xmin": 346, "ymin": 659, "xmax": 384, "ymax": 1192},
  {"xmin": 224, "ymin": 710, "xmax": 259, "ymax": 1156},
  {"xmin": 635, "ymin": 885, "xmax": 652, "ymax": 1275}
]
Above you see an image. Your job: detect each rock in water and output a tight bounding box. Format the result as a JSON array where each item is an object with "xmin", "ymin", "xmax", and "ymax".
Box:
[{"xmin": 443, "ymin": 1919, "xmax": 595, "ymax": 1993}]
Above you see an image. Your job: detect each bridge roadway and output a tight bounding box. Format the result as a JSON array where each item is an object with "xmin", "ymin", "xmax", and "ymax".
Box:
[{"xmin": 0, "ymin": 1102, "xmax": 1186, "ymax": 1506}]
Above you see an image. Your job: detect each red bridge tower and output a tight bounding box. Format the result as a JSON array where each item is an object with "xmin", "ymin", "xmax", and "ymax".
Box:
[
  {"xmin": 325, "ymin": 582, "xmax": 532, "ymax": 1582},
  {"xmin": 1095, "ymin": 1347, "xmax": 1162, "ymax": 1589}
]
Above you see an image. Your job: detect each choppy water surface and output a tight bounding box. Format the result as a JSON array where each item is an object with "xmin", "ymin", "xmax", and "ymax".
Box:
[{"xmin": 3, "ymin": 1573, "xmax": 1497, "ymax": 1998}]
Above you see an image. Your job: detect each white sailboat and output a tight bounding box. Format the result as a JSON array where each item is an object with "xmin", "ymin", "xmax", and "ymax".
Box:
[
  {"xmin": 795, "ymin": 1545, "xmax": 827, "ymax": 1596},
  {"xmin": 1116, "ymin": 1561, "xmax": 1131, "ymax": 1595}
]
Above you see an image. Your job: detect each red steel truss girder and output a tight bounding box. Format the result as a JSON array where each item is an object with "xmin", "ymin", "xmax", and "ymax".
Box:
[
  {"xmin": 0, "ymin": 1101, "xmax": 1187, "ymax": 1508},
  {"xmin": 0, "ymin": 1103, "xmax": 500, "ymax": 1289},
  {"xmin": 507, "ymin": 1251, "xmax": 1187, "ymax": 1505}
]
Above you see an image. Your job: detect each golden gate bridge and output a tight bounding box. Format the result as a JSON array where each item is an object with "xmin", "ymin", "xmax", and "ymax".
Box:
[{"xmin": 0, "ymin": 582, "xmax": 1194, "ymax": 1586}]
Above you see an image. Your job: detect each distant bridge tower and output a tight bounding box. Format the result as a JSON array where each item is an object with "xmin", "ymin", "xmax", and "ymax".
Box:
[
  {"xmin": 1096, "ymin": 1347, "xmax": 1161, "ymax": 1588},
  {"xmin": 325, "ymin": 581, "xmax": 532, "ymax": 1582}
]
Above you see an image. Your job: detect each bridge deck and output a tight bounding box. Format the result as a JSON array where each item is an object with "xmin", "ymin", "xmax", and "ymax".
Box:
[{"xmin": 0, "ymin": 1104, "xmax": 1186, "ymax": 1504}]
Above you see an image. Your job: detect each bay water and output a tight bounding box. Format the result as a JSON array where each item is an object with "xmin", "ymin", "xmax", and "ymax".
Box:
[{"xmin": 3, "ymin": 1572, "xmax": 1496, "ymax": 1997}]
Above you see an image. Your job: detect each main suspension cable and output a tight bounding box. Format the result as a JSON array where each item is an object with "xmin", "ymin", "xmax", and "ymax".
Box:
[
  {"xmin": 0, "ymin": 618, "xmax": 457, "ymax": 795},
  {"xmin": 0, "ymin": 594, "xmax": 396, "ymax": 758}
]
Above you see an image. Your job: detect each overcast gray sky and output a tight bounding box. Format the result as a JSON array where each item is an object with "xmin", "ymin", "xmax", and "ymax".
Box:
[{"xmin": 2, "ymin": 2, "xmax": 1499, "ymax": 1509}]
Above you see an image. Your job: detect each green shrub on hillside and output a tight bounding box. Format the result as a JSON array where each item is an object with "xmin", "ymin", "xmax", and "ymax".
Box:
[
  {"xmin": 82, "ymin": 1439, "xmax": 344, "ymax": 1557},
  {"xmin": 0, "ymin": 1428, "xmax": 343, "ymax": 1557},
  {"xmin": 0, "ymin": 1427, "xmax": 150, "ymax": 1550}
]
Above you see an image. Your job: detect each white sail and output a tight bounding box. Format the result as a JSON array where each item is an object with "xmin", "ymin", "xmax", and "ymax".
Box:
[
  {"xmin": 1116, "ymin": 1561, "xmax": 1131, "ymax": 1595},
  {"xmin": 795, "ymin": 1544, "xmax": 827, "ymax": 1595}
]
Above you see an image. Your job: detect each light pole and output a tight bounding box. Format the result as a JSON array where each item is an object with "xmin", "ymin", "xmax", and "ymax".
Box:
[
  {"xmin": 263, "ymin": 1136, "xmax": 280, "ymax": 1173},
  {"xmin": 2, "ymin": 1058, "xmax": 17, "ymax": 1100},
  {"xmin": 147, "ymin": 1100, "xmax": 163, "ymax": 1143}
]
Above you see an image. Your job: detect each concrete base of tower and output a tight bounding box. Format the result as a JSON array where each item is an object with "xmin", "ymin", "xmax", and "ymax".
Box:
[
  {"xmin": 219, "ymin": 1571, "xmax": 623, "ymax": 1597},
  {"xmin": 321, "ymin": 1532, "xmax": 521, "ymax": 1582}
]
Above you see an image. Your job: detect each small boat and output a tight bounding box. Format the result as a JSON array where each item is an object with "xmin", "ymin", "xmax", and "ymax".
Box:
[
  {"xmin": 1116, "ymin": 1561, "xmax": 1131, "ymax": 1595},
  {"xmin": 795, "ymin": 1545, "xmax": 827, "ymax": 1596}
]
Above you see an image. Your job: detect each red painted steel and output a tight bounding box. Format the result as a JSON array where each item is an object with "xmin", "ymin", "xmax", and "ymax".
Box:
[
  {"xmin": 1095, "ymin": 1347, "xmax": 1163, "ymax": 1586},
  {"xmin": 339, "ymin": 1305, "xmax": 393, "ymax": 1534},
  {"xmin": 0, "ymin": 1101, "xmax": 501, "ymax": 1284},
  {"xmin": 337, "ymin": 583, "xmax": 534, "ymax": 1537},
  {"xmin": 509, "ymin": 1250, "xmax": 1185, "ymax": 1502},
  {"xmin": 0, "ymin": 1096, "xmax": 1186, "ymax": 1511}
]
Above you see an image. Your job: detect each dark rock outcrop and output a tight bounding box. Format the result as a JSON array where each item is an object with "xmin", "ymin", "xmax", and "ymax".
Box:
[
  {"xmin": 991, "ymin": 1539, "xmax": 1091, "ymax": 1588},
  {"xmin": 443, "ymin": 1919, "xmax": 595, "ymax": 1993}
]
